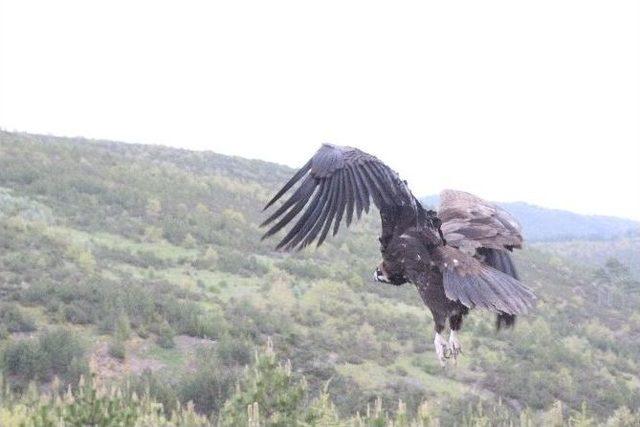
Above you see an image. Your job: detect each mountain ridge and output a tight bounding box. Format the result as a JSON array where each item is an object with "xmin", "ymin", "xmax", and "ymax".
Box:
[{"xmin": 421, "ymin": 195, "xmax": 639, "ymax": 242}]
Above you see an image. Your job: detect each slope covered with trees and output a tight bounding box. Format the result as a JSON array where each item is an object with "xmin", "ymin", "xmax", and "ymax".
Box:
[{"xmin": 1, "ymin": 131, "xmax": 639, "ymax": 425}]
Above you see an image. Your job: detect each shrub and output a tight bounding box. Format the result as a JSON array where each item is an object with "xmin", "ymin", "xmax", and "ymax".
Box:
[
  {"xmin": 220, "ymin": 339, "xmax": 307, "ymax": 426},
  {"xmin": 179, "ymin": 358, "xmax": 238, "ymax": 415},
  {"xmin": 2, "ymin": 339, "xmax": 38, "ymax": 380},
  {"xmin": 64, "ymin": 302, "xmax": 94, "ymax": 325},
  {"xmin": 108, "ymin": 338, "xmax": 126, "ymax": 360},
  {"xmin": 155, "ymin": 323, "xmax": 175, "ymax": 349},
  {"xmin": 128, "ymin": 370, "xmax": 180, "ymax": 414},
  {"xmin": 0, "ymin": 303, "xmax": 37, "ymax": 333},
  {"xmin": 114, "ymin": 314, "xmax": 132, "ymax": 341},
  {"xmin": 0, "ymin": 374, "xmax": 208, "ymax": 426},
  {"xmin": 1, "ymin": 327, "xmax": 88, "ymax": 388},
  {"xmin": 217, "ymin": 251, "xmax": 268, "ymax": 277},
  {"xmin": 215, "ymin": 334, "xmax": 253, "ymax": 368}
]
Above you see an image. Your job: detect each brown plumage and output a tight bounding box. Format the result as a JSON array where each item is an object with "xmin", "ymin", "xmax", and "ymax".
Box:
[
  {"xmin": 439, "ymin": 189, "xmax": 523, "ymax": 253},
  {"xmin": 262, "ymin": 144, "xmax": 535, "ymax": 366}
]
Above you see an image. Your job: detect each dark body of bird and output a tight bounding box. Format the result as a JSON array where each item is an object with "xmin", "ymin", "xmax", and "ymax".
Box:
[{"xmin": 261, "ymin": 144, "xmax": 535, "ymax": 365}]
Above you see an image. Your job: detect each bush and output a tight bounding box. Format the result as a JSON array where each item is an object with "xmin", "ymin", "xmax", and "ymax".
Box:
[
  {"xmin": 217, "ymin": 251, "xmax": 268, "ymax": 277},
  {"xmin": 114, "ymin": 314, "xmax": 132, "ymax": 341},
  {"xmin": 64, "ymin": 302, "xmax": 94, "ymax": 325},
  {"xmin": 108, "ymin": 338, "xmax": 126, "ymax": 360},
  {"xmin": 0, "ymin": 374, "xmax": 209, "ymax": 426},
  {"xmin": 128, "ymin": 370, "xmax": 180, "ymax": 414},
  {"xmin": 220, "ymin": 339, "xmax": 307, "ymax": 426},
  {"xmin": 1, "ymin": 327, "xmax": 88, "ymax": 388},
  {"xmin": 0, "ymin": 303, "xmax": 37, "ymax": 333},
  {"xmin": 2, "ymin": 340, "xmax": 38, "ymax": 380},
  {"xmin": 155, "ymin": 323, "xmax": 175, "ymax": 349},
  {"xmin": 179, "ymin": 359, "xmax": 237, "ymax": 415},
  {"xmin": 215, "ymin": 334, "xmax": 253, "ymax": 367}
]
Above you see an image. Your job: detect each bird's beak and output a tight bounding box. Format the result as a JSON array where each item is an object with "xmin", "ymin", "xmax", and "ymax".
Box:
[{"xmin": 374, "ymin": 267, "xmax": 390, "ymax": 283}]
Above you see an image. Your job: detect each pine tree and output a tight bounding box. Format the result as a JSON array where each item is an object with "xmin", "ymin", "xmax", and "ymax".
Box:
[{"xmin": 220, "ymin": 338, "xmax": 307, "ymax": 426}]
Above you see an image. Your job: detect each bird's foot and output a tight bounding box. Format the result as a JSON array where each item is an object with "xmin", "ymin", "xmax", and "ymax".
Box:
[
  {"xmin": 434, "ymin": 332, "xmax": 450, "ymax": 367},
  {"xmin": 449, "ymin": 330, "xmax": 462, "ymax": 364}
]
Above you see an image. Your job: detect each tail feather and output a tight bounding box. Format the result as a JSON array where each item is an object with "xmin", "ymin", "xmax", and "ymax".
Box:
[{"xmin": 479, "ymin": 247, "xmax": 520, "ymax": 280}]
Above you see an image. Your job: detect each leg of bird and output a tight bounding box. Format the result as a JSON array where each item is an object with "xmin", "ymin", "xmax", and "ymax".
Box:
[
  {"xmin": 433, "ymin": 323, "xmax": 449, "ymax": 367},
  {"xmin": 449, "ymin": 313, "xmax": 464, "ymax": 363}
]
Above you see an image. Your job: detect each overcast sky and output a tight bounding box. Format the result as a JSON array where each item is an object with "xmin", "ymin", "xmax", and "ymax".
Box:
[{"xmin": 1, "ymin": 1, "xmax": 638, "ymax": 219}]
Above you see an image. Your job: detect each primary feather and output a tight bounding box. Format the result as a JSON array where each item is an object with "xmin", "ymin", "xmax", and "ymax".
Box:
[{"xmin": 261, "ymin": 144, "xmax": 421, "ymax": 250}]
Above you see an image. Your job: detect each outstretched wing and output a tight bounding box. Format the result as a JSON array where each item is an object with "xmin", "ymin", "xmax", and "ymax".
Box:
[
  {"xmin": 262, "ymin": 144, "xmax": 418, "ymax": 250},
  {"xmin": 395, "ymin": 230, "xmax": 535, "ymax": 315},
  {"xmin": 432, "ymin": 191, "xmax": 532, "ymax": 313},
  {"xmin": 435, "ymin": 245, "xmax": 535, "ymax": 314},
  {"xmin": 438, "ymin": 190, "xmax": 523, "ymax": 255}
]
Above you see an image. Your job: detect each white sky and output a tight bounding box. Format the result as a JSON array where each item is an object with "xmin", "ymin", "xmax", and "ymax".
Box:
[{"xmin": 1, "ymin": 1, "xmax": 639, "ymax": 219}]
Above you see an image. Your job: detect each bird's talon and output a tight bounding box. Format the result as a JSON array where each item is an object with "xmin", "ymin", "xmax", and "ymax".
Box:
[{"xmin": 448, "ymin": 330, "xmax": 462, "ymax": 360}]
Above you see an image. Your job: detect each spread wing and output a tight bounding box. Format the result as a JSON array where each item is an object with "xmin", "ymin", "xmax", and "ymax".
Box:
[
  {"xmin": 397, "ymin": 230, "xmax": 535, "ymax": 315},
  {"xmin": 438, "ymin": 189, "xmax": 523, "ymax": 255},
  {"xmin": 435, "ymin": 245, "xmax": 535, "ymax": 314},
  {"xmin": 261, "ymin": 144, "xmax": 419, "ymax": 250}
]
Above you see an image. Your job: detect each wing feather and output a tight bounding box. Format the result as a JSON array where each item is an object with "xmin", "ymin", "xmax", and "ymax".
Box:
[
  {"xmin": 317, "ymin": 173, "xmax": 343, "ymax": 246},
  {"xmin": 435, "ymin": 245, "xmax": 534, "ymax": 315},
  {"xmin": 260, "ymin": 177, "xmax": 315, "ymax": 231},
  {"xmin": 275, "ymin": 180, "xmax": 329, "ymax": 250},
  {"xmin": 264, "ymin": 160, "xmax": 312, "ymax": 210},
  {"xmin": 332, "ymin": 171, "xmax": 348, "ymax": 236},
  {"xmin": 344, "ymin": 168, "xmax": 357, "ymax": 225},
  {"xmin": 437, "ymin": 190, "xmax": 534, "ymax": 313},
  {"xmin": 262, "ymin": 144, "xmax": 418, "ymax": 250},
  {"xmin": 351, "ymin": 165, "xmax": 372, "ymax": 213},
  {"xmin": 348, "ymin": 165, "xmax": 368, "ymax": 217},
  {"xmin": 438, "ymin": 189, "xmax": 523, "ymax": 254},
  {"xmin": 361, "ymin": 163, "xmax": 393, "ymax": 205},
  {"xmin": 374, "ymin": 162, "xmax": 402, "ymax": 205},
  {"xmin": 291, "ymin": 180, "xmax": 336, "ymax": 250}
]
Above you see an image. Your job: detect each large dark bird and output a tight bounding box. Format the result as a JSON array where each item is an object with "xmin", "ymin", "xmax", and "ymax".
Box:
[{"xmin": 262, "ymin": 144, "xmax": 535, "ymax": 366}]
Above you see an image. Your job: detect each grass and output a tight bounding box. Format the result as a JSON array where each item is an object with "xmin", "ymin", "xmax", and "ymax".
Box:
[
  {"xmin": 91, "ymin": 232, "xmax": 199, "ymax": 261},
  {"xmin": 336, "ymin": 357, "xmax": 468, "ymax": 396},
  {"xmin": 144, "ymin": 343, "xmax": 185, "ymax": 370}
]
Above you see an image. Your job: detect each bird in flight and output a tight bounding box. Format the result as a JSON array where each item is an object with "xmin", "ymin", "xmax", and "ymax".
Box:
[{"xmin": 261, "ymin": 144, "xmax": 535, "ymax": 366}]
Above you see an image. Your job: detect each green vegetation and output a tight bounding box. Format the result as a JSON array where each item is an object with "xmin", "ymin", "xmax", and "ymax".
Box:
[
  {"xmin": 1, "ymin": 131, "xmax": 639, "ymax": 425},
  {"xmin": 1, "ymin": 328, "xmax": 88, "ymax": 390},
  {"xmin": 2, "ymin": 342, "xmax": 637, "ymax": 426}
]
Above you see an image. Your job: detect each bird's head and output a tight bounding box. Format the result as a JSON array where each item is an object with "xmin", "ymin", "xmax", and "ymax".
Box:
[
  {"xmin": 374, "ymin": 260, "xmax": 409, "ymax": 285},
  {"xmin": 373, "ymin": 262, "xmax": 392, "ymax": 284}
]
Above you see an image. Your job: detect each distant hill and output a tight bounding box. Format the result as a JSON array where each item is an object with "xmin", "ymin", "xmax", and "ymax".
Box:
[{"xmin": 421, "ymin": 195, "xmax": 640, "ymax": 242}]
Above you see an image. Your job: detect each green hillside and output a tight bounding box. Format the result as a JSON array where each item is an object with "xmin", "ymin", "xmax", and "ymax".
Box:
[
  {"xmin": 1, "ymin": 131, "xmax": 639, "ymax": 425},
  {"xmin": 533, "ymin": 238, "xmax": 640, "ymax": 280}
]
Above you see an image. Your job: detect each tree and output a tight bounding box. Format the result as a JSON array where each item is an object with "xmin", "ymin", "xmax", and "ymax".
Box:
[{"xmin": 220, "ymin": 339, "xmax": 307, "ymax": 426}]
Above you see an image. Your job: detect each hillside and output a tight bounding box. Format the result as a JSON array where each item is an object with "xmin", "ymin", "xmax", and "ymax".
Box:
[
  {"xmin": 1, "ymin": 131, "xmax": 639, "ymax": 425},
  {"xmin": 421, "ymin": 195, "xmax": 640, "ymax": 242}
]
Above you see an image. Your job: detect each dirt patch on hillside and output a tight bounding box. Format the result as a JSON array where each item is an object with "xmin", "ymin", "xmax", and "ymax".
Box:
[
  {"xmin": 90, "ymin": 335, "xmax": 216, "ymax": 381},
  {"xmin": 90, "ymin": 337, "xmax": 165, "ymax": 380}
]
